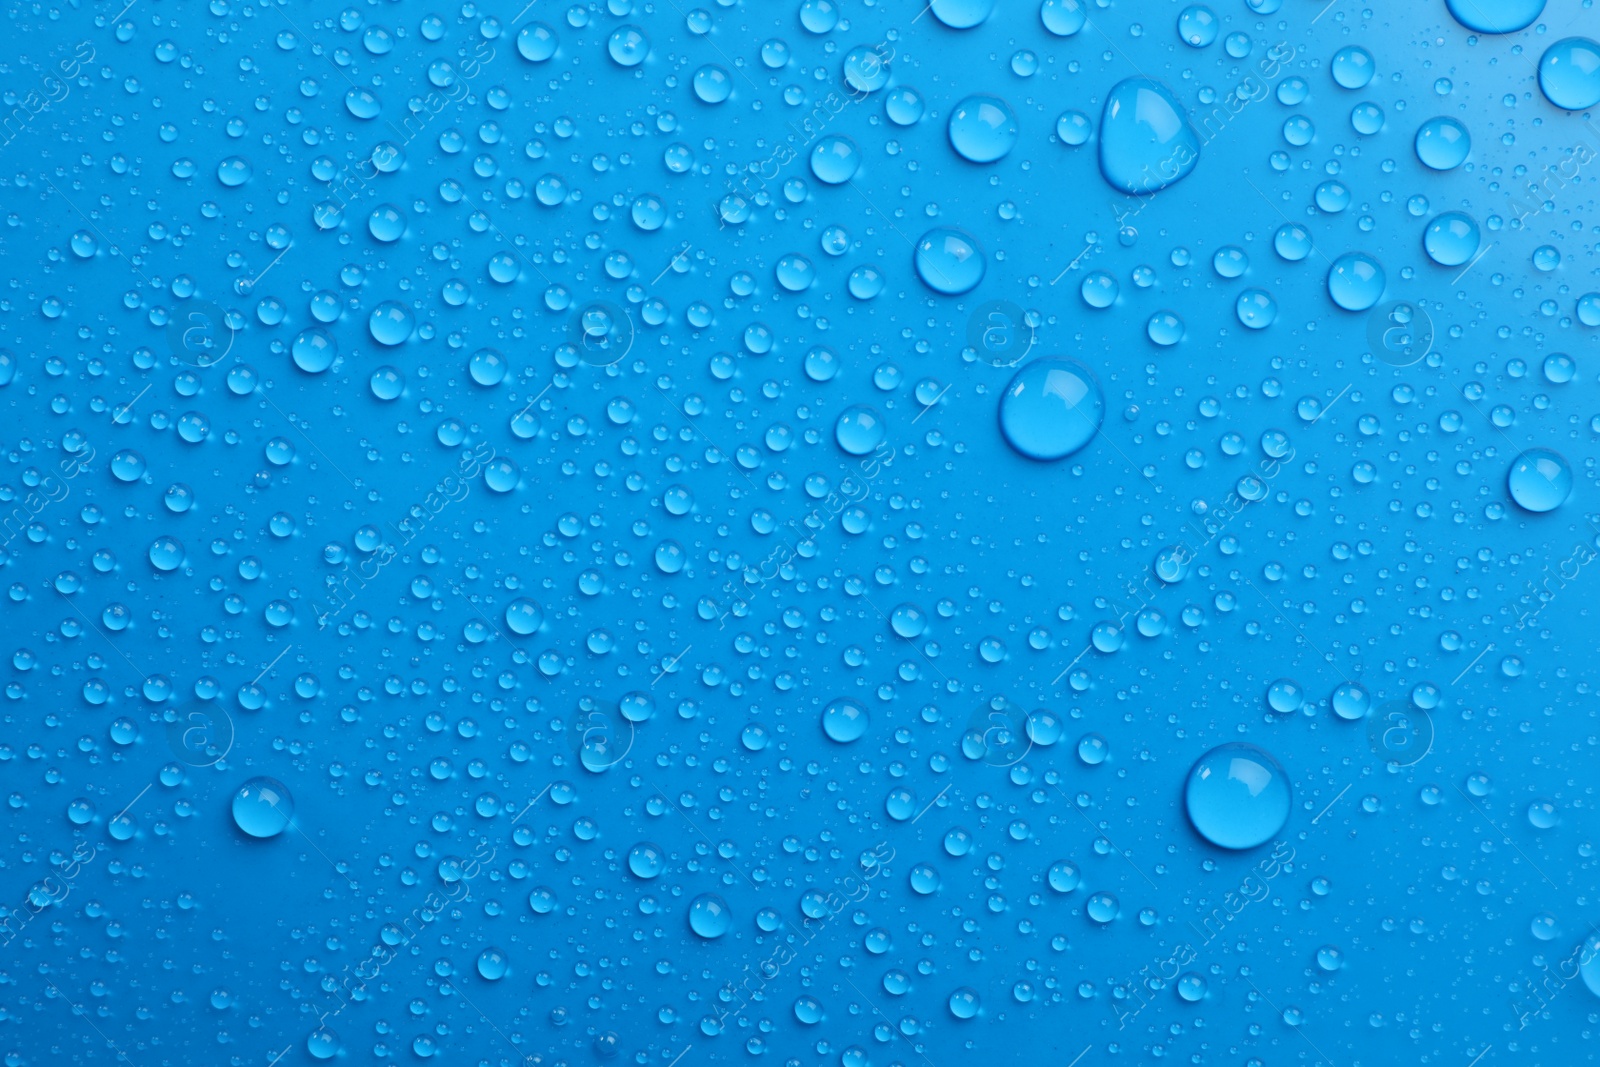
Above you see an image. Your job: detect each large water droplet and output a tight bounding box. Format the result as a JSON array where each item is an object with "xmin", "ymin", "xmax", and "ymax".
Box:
[
  {"xmin": 1423, "ymin": 212, "xmax": 1480, "ymax": 266},
  {"xmin": 1098, "ymin": 78, "xmax": 1200, "ymax": 194},
  {"xmin": 1414, "ymin": 116, "xmax": 1470, "ymax": 170},
  {"xmin": 1184, "ymin": 743, "xmax": 1291, "ymax": 850},
  {"xmin": 810, "ymin": 135, "xmax": 860, "ymax": 184},
  {"xmin": 929, "ymin": 0, "xmax": 994, "ymax": 29},
  {"xmin": 948, "ymin": 95, "xmax": 1018, "ymax": 163},
  {"xmin": 1538, "ymin": 38, "xmax": 1600, "ymax": 111},
  {"xmin": 998, "ymin": 358, "xmax": 1104, "ymax": 461},
  {"xmin": 834, "ymin": 405, "xmax": 885, "ymax": 455},
  {"xmin": 232, "ymin": 776, "xmax": 294, "ymax": 838},
  {"xmin": 517, "ymin": 22, "xmax": 558, "ymax": 61},
  {"xmin": 1444, "ymin": 0, "xmax": 1544, "ymax": 34},
  {"xmin": 822, "ymin": 698, "xmax": 870, "ymax": 742},
  {"xmin": 608, "ymin": 25, "xmax": 650, "ymax": 66},
  {"xmin": 688, "ymin": 893, "xmax": 731, "ymax": 938},
  {"xmin": 1507, "ymin": 448, "xmax": 1572, "ymax": 512},
  {"xmin": 914, "ymin": 227, "xmax": 985, "ymax": 294},
  {"xmin": 1326, "ymin": 252, "xmax": 1386, "ymax": 311}
]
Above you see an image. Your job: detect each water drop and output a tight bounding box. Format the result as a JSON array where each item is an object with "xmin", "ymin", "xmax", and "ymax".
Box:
[
  {"xmin": 688, "ymin": 893, "xmax": 731, "ymax": 938},
  {"xmin": 999, "ymin": 357, "xmax": 1104, "ymax": 461},
  {"xmin": 822, "ymin": 698, "xmax": 870, "ymax": 742},
  {"xmin": 1538, "ymin": 38, "xmax": 1600, "ymax": 111},
  {"xmin": 1184, "ymin": 743, "xmax": 1291, "ymax": 850},
  {"xmin": 914, "ymin": 227, "xmax": 985, "ymax": 295},
  {"xmin": 948, "ymin": 95, "xmax": 1018, "ymax": 163},
  {"xmin": 1098, "ymin": 78, "xmax": 1200, "ymax": 194},
  {"xmin": 232, "ymin": 776, "xmax": 294, "ymax": 838},
  {"xmin": 1506, "ymin": 448, "xmax": 1572, "ymax": 512}
]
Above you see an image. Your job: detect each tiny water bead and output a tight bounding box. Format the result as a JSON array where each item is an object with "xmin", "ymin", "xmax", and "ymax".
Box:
[
  {"xmin": 232, "ymin": 776, "xmax": 294, "ymax": 838},
  {"xmin": 821, "ymin": 698, "xmax": 870, "ymax": 742},
  {"xmin": 1099, "ymin": 78, "xmax": 1200, "ymax": 194},
  {"xmin": 1185, "ymin": 743, "xmax": 1291, "ymax": 850},
  {"xmin": 914, "ymin": 227, "xmax": 985, "ymax": 295},
  {"xmin": 999, "ymin": 358, "xmax": 1105, "ymax": 461},
  {"xmin": 947, "ymin": 95, "xmax": 1019, "ymax": 163},
  {"xmin": 688, "ymin": 893, "xmax": 731, "ymax": 938},
  {"xmin": 1539, "ymin": 37, "xmax": 1600, "ymax": 110},
  {"xmin": 1506, "ymin": 448, "xmax": 1572, "ymax": 513},
  {"xmin": 1414, "ymin": 117, "xmax": 1471, "ymax": 171}
]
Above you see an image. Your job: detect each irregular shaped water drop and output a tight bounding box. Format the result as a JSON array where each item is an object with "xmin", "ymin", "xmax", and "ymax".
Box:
[
  {"xmin": 1098, "ymin": 78, "xmax": 1200, "ymax": 194},
  {"xmin": 929, "ymin": 0, "xmax": 994, "ymax": 29}
]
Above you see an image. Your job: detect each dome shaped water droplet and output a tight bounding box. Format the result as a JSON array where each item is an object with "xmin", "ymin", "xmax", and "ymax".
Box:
[
  {"xmin": 368, "ymin": 301, "xmax": 413, "ymax": 346},
  {"xmin": 1423, "ymin": 212, "xmax": 1480, "ymax": 266},
  {"xmin": 1184, "ymin": 743, "xmax": 1291, "ymax": 850},
  {"xmin": 822, "ymin": 698, "xmax": 870, "ymax": 742},
  {"xmin": 506, "ymin": 598, "xmax": 544, "ymax": 634},
  {"xmin": 1507, "ymin": 448, "xmax": 1572, "ymax": 512},
  {"xmin": 1445, "ymin": 0, "xmax": 1544, "ymax": 34},
  {"xmin": 834, "ymin": 405, "xmax": 885, "ymax": 455},
  {"xmin": 810, "ymin": 135, "xmax": 860, "ymax": 184},
  {"xmin": 885, "ymin": 87, "xmax": 924, "ymax": 125},
  {"xmin": 292, "ymin": 328, "xmax": 337, "ymax": 373},
  {"xmin": 628, "ymin": 842, "xmax": 665, "ymax": 878},
  {"xmin": 692, "ymin": 65, "xmax": 731, "ymax": 103},
  {"xmin": 948, "ymin": 95, "xmax": 1018, "ymax": 163},
  {"xmin": 929, "ymin": 0, "xmax": 994, "ymax": 29},
  {"xmin": 1040, "ymin": 0, "xmax": 1086, "ymax": 35},
  {"xmin": 1326, "ymin": 252, "xmax": 1386, "ymax": 311},
  {"xmin": 914, "ymin": 227, "xmax": 985, "ymax": 295},
  {"xmin": 1176, "ymin": 6, "xmax": 1218, "ymax": 48},
  {"xmin": 217, "ymin": 156, "xmax": 252, "ymax": 186},
  {"xmin": 999, "ymin": 357, "xmax": 1104, "ymax": 461},
  {"xmin": 368, "ymin": 203, "xmax": 405, "ymax": 242},
  {"xmin": 1331, "ymin": 682, "xmax": 1370, "ymax": 721},
  {"xmin": 688, "ymin": 893, "xmax": 731, "ymax": 938},
  {"xmin": 608, "ymin": 25, "xmax": 650, "ymax": 66},
  {"xmin": 948, "ymin": 988, "xmax": 981, "ymax": 1019},
  {"xmin": 1414, "ymin": 117, "xmax": 1470, "ymax": 170},
  {"xmin": 1330, "ymin": 46, "xmax": 1374, "ymax": 89},
  {"xmin": 232, "ymin": 776, "xmax": 294, "ymax": 838},
  {"xmin": 1538, "ymin": 38, "xmax": 1600, "ymax": 111},
  {"xmin": 517, "ymin": 22, "xmax": 558, "ymax": 61},
  {"xmin": 1098, "ymin": 78, "xmax": 1200, "ymax": 194}
]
